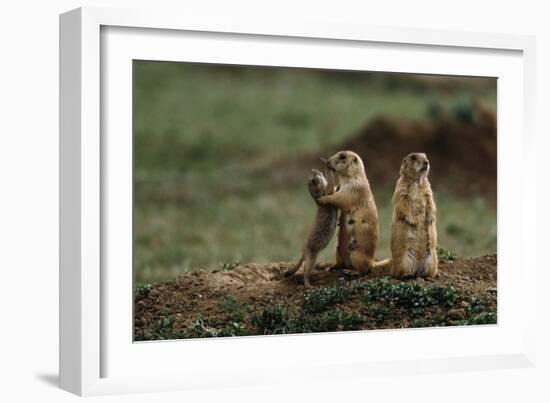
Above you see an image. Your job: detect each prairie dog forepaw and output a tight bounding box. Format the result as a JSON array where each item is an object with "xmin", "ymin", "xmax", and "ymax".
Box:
[
  {"xmin": 317, "ymin": 195, "xmax": 329, "ymax": 204},
  {"xmin": 403, "ymin": 214, "xmax": 416, "ymax": 227}
]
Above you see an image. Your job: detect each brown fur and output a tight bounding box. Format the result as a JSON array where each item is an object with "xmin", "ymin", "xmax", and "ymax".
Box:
[
  {"xmin": 390, "ymin": 152, "xmax": 438, "ymax": 278},
  {"xmin": 318, "ymin": 151, "xmax": 388, "ymax": 273},
  {"xmin": 285, "ymin": 169, "xmax": 338, "ymax": 287}
]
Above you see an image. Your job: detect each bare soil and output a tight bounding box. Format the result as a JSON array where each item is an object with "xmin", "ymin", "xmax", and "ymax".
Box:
[{"xmin": 134, "ymin": 255, "xmax": 497, "ymax": 340}]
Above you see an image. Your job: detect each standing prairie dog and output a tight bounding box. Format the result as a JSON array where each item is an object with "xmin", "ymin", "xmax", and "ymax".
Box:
[
  {"xmin": 285, "ymin": 169, "xmax": 338, "ymax": 287},
  {"xmin": 318, "ymin": 151, "xmax": 388, "ymax": 273},
  {"xmin": 390, "ymin": 152, "xmax": 438, "ymax": 278}
]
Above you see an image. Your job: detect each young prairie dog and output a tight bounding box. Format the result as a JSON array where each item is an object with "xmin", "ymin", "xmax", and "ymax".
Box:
[
  {"xmin": 390, "ymin": 152, "xmax": 438, "ymax": 278},
  {"xmin": 318, "ymin": 151, "xmax": 388, "ymax": 274},
  {"xmin": 285, "ymin": 169, "xmax": 338, "ymax": 287}
]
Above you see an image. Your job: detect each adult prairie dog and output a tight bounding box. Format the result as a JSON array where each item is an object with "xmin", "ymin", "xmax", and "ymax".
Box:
[
  {"xmin": 285, "ymin": 169, "xmax": 338, "ymax": 287},
  {"xmin": 318, "ymin": 151, "xmax": 388, "ymax": 273},
  {"xmin": 390, "ymin": 152, "xmax": 438, "ymax": 278}
]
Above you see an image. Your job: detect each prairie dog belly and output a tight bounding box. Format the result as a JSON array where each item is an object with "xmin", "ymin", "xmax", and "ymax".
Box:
[
  {"xmin": 408, "ymin": 186, "xmax": 428, "ymax": 259},
  {"xmin": 405, "ymin": 223, "xmax": 431, "ymax": 276},
  {"xmin": 337, "ymin": 210, "xmax": 353, "ymax": 269},
  {"xmin": 395, "ymin": 183, "xmax": 434, "ymax": 277},
  {"xmin": 306, "ymin": 205, "xmax": 338, "ymax": 252}
]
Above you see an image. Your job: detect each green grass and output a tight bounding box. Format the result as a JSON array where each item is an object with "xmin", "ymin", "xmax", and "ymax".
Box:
[{"xmin": 133, "ymin": 61, "xmax": 497, "ymax": 283}]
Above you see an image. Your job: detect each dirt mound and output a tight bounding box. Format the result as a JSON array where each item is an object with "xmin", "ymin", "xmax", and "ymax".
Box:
[{"xmin": 134, "ymin": 255, "xmax": 497, "ymax": 340}]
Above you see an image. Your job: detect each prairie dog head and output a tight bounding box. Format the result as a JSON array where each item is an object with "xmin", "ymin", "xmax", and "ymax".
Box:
[
  {"xmin": 308, "ymin": 169, "xmax": 328, "ymax": 199},
  {"xmin": 400, "ymin": 152, "xmax": 430, "ymax": 180},
  {"xmin": 323, "ymin": 151, "xmax": 366, "ymax": 179}
]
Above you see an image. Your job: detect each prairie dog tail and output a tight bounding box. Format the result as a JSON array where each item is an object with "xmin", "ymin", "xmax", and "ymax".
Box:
[
  {"xmin": 284, "ymin": 254, "xmax": 305, "ymax": 277},
  {"xmin": 372, "ymin": 258, "xmax": 392, "ymax": 270}
]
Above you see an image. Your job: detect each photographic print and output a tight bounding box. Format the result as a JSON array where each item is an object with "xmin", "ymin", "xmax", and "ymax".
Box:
[{"xmin": 133, "ymin": 62, "xmax": 497, "ymax": 341}]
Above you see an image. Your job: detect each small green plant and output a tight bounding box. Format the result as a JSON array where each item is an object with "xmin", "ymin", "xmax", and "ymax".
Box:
[
  {"xmin": 436, "ymin": 245, "xmax": 458, "ymax": 261},
  {"xmin": 302, "ymin": 284, "xmax": 349, "ymax": 314},
  {"xmin": 303, "ymin": 309, "xmax": 364, "ymax": 332},
  {"xmin": 150, "ymin": 315, "xmax": 177, "ymax": 339},
  {"xmin": 220, "ymin": 261, "xmax": 240, "ymax": 271},
  {"xmin": 220, "ymin": 296, "xmax": 247, "ymax": 322},
  {"xmin": 465, "ymin": 297, "xmax": 497, "ymax": 325},
  {"xmin": 429, "ymin": 286, "xmax": 462, "ymax": 307},
  {"xmin": 345, "ymin": 280, "xmax": 365, "ymax": 294},
  {"xmin": 135, "ymin": 283, "xmax": 153, "ymax": 298},
  {"xmin": 251, "ymin": 305, "xmax": 365, "ymax": 334},
  {"xmin": 465, "ymin": 297, "xmax": 485, "ymax": 316},
  {"xmin": 368, "ymin": 303, "xmax": 391, "ymax": 321},
  {"xmin": 467, "ymin": 311, "xmax": 497, "ymax": 325},
  {"xmin": 411, "ymin": 306, "xmax": 426, "ymax": 317},
  {"xmin": 251, "ymin": 305, "xmax": 291, "ymax": 335},
  {"xmin": 192, "ymin": 315, "xmax": 221, "ymax": 337},
  {"xmin": 363, "ymin": 278, "xmax": 431, "ymax": 307},
  {"xmin": 362, "ymin": 277, "xmax": 463, "ymax": 309},
  {"xmin": 134, "ymin": 330, "xmax": 154, "ymax": 341},
  {"xmin": 217, "ymin": 322, "xmax": 251, "ymax": 337},
  {"xmin": 173, "ymin": 315, "xmax": 252, "ymax": 338},
  {"xmin": 411, "ymin": 318, "xmax": 427, "ymax": 328}
]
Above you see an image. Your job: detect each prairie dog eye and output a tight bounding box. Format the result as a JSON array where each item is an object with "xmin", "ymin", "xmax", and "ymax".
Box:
[
  {"xmin": 339, "ymin": 153, "xmax": 346, "ymax": 160},
  {"xmin": 411, "ymin": 155, "xmax": 417, "ymax": 161}
]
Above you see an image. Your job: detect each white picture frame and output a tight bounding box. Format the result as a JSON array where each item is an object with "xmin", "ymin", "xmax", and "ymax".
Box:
[{"xmin": 59, "ymin": 6, "xmax": 537, "ymax": 396}]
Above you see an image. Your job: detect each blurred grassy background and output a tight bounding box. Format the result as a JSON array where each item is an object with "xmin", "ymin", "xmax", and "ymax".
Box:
[{"xmin": 134, "ymin": 62, "xmax": 497, "ymax": 284}]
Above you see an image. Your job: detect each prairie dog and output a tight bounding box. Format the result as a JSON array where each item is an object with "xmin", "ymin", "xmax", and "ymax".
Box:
[
  {"xmin": 318, "ymin": 151, "xmax": 388, "ymax": 273},
  {"xmin": 285, "ymin": 169, "xmax": 338, "ymax": 287},
  {"xmin": 390, "ymin": 152, "xmax": 438, "ymax": 278}
]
